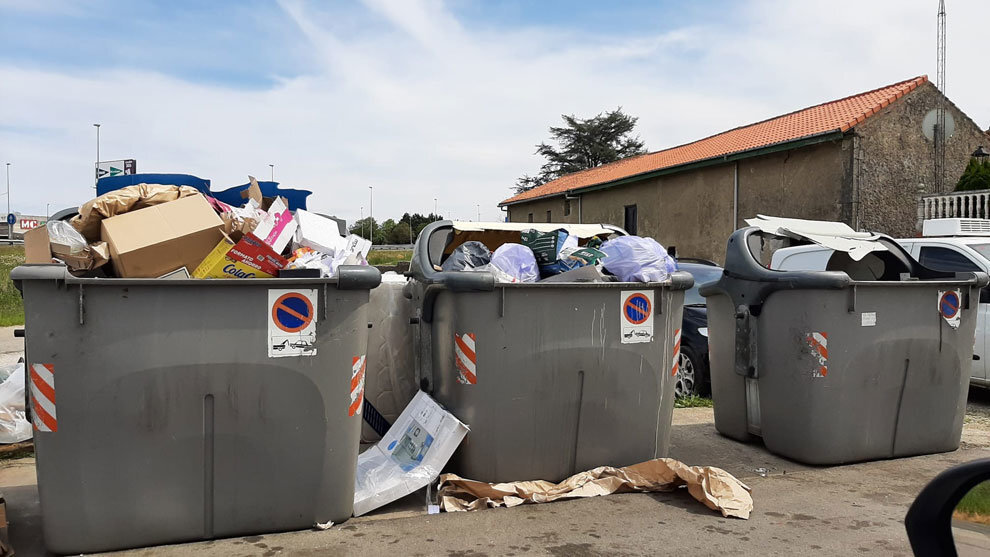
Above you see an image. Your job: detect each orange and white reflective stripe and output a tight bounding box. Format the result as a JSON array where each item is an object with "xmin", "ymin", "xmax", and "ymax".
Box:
[
  {"xmin": 30, "ymin": 363, "xmax": 57, "ymax": 432},
  {"xmin": 349, "ymin": 355, "xmax": 366, "ymax": 417},
  {"xmin": 671, "ymin": 329, "xmax": 682, "ymax": 376},
  {"xmin": 807, "ymin": 332, "xmax": 828, "ymax": 377},
  {"xmin": 455, "ymin": 333, "xmax": 477, "ymax": 385}
]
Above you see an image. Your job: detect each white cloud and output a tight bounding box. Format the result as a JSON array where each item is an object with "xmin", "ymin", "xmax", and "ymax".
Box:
[{"xmin": 1, "ymin": 0, "xmax": 987, "ymax": 224}]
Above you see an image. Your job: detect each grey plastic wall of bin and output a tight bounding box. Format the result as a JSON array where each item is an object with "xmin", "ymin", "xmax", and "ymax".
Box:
[
  {"xmin": 12, "ymin": 264, "xmax": 381, "ymax": 555},
  {"xmin": 699, "ymin": 227, "xmax": 989, "ymax": 465},
  {"xmin": 407, "ymin": 220, "xmax": 694, "ymax": 483}
]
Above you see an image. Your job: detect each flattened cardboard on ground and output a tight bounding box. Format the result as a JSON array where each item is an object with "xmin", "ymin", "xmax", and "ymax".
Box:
[
  {"xmin": 438, "ymin": 457, "xmax": 753, "ymax": 519},
  {"xmin": 353, "ymin": 391, "xmax": 469, "ymax": 516},
  {"xmin": 101, "ymin": 194, "xmax": 224, "ymax": 278}
]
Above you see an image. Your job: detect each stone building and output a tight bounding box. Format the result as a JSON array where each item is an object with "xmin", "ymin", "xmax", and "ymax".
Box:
[{"xmin": 499, "ymin": 76, "xmax": 986, "ymax": 262}]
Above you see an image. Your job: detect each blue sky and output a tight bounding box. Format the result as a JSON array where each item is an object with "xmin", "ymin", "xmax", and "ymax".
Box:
[{"xmin": 1, "ymin": 0, "xmax": 987, "ymax": 222}]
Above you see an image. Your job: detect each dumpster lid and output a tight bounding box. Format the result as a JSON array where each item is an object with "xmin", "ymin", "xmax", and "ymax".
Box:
[
  {"xmin": 745, "ymin": 215, "xmax": 887, "ymax": 261},
  {"xmin": 451, "ymin": 221, "xmax": 619, "ymax": 238}
]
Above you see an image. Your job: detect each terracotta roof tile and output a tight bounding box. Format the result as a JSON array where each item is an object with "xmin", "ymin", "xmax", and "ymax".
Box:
[{"xmin": 501, "ymin": 75, "xmax": 928, "ymax": 205}]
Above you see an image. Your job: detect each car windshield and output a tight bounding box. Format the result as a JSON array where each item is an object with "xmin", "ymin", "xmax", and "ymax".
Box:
[
  {"xmin": 680, "ymin": 265, "xmax": 724, "ymax": 305},
  {"xmin": 968, "ymin": 243, "xmax": 990, "ymax": 262}
]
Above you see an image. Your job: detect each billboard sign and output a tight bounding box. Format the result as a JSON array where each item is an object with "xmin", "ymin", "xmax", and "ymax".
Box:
[{"xmin": 96, "ymin": 159, "xmax": 137, "ymax": 180}]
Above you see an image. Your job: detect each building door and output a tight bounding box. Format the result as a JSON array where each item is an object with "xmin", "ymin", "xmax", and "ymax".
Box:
[{"xmin": 624, "ymin": 204, "xmax": 637, "ymax": 235}]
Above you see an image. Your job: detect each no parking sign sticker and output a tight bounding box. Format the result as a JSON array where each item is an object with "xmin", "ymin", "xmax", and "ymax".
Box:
[
  {"xmin": 269, "ymin": 288, "xmax": 319, "ymax": 357},
  {"xmin": 621, "ymin": 290, "xmax": 654, "ymax": 344},
  {"xmin": 938, "ymin": 289, "xmax": 962, "ymax": 329}
]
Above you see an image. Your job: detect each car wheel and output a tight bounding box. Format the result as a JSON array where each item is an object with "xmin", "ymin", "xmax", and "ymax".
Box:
[{"xmin": 675, "ymin": 346, "xmax": 706, "ymax": 398}]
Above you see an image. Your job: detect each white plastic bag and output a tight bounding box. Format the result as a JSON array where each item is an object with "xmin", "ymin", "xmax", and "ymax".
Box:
[
  {"xmin": 489, "ymin": 243, "xmax": 539, "ymax": 283},
  {"xmin": 47, "ymin": 221, "xmax": 88, "ymax": 254},
  {"xmin": 0, "ymin": 363, "xmax": 32, "ymax": 444},
  {"xmin": 600, "ymin": 236, "xmax": 678, "ymax": 282}
]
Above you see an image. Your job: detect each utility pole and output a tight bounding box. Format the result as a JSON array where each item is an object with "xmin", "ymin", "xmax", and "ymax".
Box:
[
  {"xmin": 368, "ymin": 186, "xmax": 374, "ymax": 245},
  {"xmin": 269, "ymin": 164, "xmax": 274, "ymax": 182},
  {"xmin": 477, "ymin": 204, "xmax": 481, "ymax": 222},
  {"xmin": 935, "ymin": 0, "xmax": 947, "ymax": 192},
  {"xmin": 93, "ymin": 123, "xmax": 101, "ymax": 189},
  {"xmin": 4, "ymin": 163, "xmax": 9, "ymax": 240}
]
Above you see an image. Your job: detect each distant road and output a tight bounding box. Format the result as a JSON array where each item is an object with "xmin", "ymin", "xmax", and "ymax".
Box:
[{"xmin": 372, "ymin": 244, "xmax": 414, "ymax": 251}]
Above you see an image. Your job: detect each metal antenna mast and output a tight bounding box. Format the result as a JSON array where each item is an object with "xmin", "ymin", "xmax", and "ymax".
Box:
[{"xmin": 935, "ymin": 0, "xmax": 947, "ymax": 192}]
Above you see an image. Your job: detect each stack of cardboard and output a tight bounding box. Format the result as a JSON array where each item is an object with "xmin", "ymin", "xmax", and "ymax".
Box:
[{"xmin": 26, "ymin": 176, "xmax": 373, "ymax": 280}]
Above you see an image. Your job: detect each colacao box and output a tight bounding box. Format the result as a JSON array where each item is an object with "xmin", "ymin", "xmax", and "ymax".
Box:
[{"xmin": 193, "ymin": 233, "xmax": 287, "ymax": 279}]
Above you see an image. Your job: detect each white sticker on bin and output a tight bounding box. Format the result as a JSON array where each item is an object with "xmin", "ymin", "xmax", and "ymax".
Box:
[
  {"xmin": 620, "ymin": 290, "xmax": 654, "ymax": 344},
  {"xmin": 861, "ymin": 312, "xmax": 876, "ymax": 327},
  {"xmin": 268, "ymin": 288, "xmax": 319, "ymax": 358}
]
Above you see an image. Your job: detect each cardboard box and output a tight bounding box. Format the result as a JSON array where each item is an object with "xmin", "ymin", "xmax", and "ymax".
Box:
[
  {"xmin": 101, "ymin": 194, "xmax": 224, "ymax": 278},
  {"xmin": 295, "ymin": 209, "xmax": 348, "ymax": 254},
  {"xmin": 193, "ymin": 233, "xmax": 288, "ymax": 279},
  {"xmin": 353, "ymin": 391, "xmax": 469, "ymax": 516},
  {"xmin": 252, "ymin": 197, "xmax": 297, "ymax": 253},
  {"xmin": 24, "ymin": 225, "xmax": 110, "ymax": 271}
]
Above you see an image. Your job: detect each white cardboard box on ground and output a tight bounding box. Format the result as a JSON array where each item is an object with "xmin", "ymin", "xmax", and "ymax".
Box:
[{"xmin": 353, "ymin": 391, "xmax": 469, "ymax": 516}]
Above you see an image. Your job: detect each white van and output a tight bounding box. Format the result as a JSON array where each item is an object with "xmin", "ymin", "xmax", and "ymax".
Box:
[{"xmin": 771, "ymin": 218, "xmax": 990, "ymax": 387}]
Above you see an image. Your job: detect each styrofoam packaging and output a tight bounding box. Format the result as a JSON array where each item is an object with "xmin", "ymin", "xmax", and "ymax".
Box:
[{"xmin": 294, "ymin": 209, "xmax": 348, "ymax": 255}]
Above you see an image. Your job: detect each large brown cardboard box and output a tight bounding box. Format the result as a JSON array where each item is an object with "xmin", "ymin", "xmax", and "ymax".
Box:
[{"xmin": 101, "ymin": 194, "xmax": 224, "ymax": 278}]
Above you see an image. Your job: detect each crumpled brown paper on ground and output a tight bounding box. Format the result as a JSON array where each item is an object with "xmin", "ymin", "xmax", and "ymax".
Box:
[
  {"xmin": 438, "ymin": 458, "xmax": 753, "ymax": 519},
  {"xmin": 71, "ymin": 184, "xmax": 200, "ymax": 241}
]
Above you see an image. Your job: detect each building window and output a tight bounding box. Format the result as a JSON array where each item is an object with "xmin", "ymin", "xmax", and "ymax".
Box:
[
  {"xmin": 624, "ymin": 204, "xmax": 638, "ymax": 235},
  {"xmin": 527, "ymin": 213, "xmax": 534, "ymax": 223},
  {"xmin": 564, "ymin": 200, "xmax": 571, "ymax": 216},
  {"xmin": 546, "ymin": 210, "xmax": 552, "ymax": 222}
]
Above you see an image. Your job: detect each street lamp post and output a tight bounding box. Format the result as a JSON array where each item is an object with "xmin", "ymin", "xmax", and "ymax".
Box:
[
  {"xmin": 46, "ymin": 203, "xmax": 50, "ymax": 220},
  {"xmin": 360, "ymin": 206, "xmax": 364, "ymax": 239},
  {"xmin": 434, "ymin": 198, "xmax": 438, "ymax": 221},
  {"xmin": 269, "ymin": 164, "xmax": 274, "ymax": 182},
  {"xmin": 368, "ymin": 186, "xmax": 374, "ymax": 245},
  {"xmin": 477, "ymin": 204, "xmax": 480, "ymax": 222},
  {"xmin": 4, "ymin": 163, "xmax": 9, "ymax": 240},
  {"xmin": 93, "ymin": 123, "xmax": 101, "ymax": 188}
]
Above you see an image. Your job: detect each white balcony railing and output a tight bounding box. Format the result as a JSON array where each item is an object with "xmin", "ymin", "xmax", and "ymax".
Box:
[{"xmin": 919, "ymin": 190, "xmax": 990, "ymax": 222}]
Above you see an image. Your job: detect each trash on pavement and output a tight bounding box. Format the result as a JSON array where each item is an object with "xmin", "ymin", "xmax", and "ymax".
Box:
[
  {"xmin": 440, "ymin": 241, "xmax": 491, "ymax": 272},
  {"xmin": 437, "ymin": 457, "xmax": 753, "ymax": 519},
  {"xmin": 599, "ymin": 236, "xmax": 677, "ymax": 282},
  {"xmin": 353, "ymin": 390, "xmax": 469, "ymax": 516},
  {"xmin": 71, "ymin": 184, "xmax": 201, "ymax": 241},
  {"xmin": 0, "ymin": 363, "xmax": 31, "ymax": 444},
  {"xmin": 101, "ymin": 193, "xmax": 224, "ymax": 278}
]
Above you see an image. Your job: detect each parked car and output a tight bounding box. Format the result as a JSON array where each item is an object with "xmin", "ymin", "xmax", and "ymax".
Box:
[
  {"xmin": 675, "ymin": 259, "xmax": 724, "ymax": 398},
  {"xmin": 771, "ymin": 217, "xmax": 990, "ymax": 388}
]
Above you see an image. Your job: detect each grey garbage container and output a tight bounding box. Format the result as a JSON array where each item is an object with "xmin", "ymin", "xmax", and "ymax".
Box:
[
  {"xmin": 12, "ymin": 264, "xmax": 381, "ymax": 555},
  {"xmin": 700, "ymin": 227, "xmax": 989, "ymax": 465},
  {"xmin": 408, "ymin": 221, "xmax": 693, "ymax": 483}
]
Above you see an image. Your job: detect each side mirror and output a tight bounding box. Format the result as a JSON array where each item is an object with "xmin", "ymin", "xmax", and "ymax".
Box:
[{"xmin": 905, "ymin": 458, "xmax": 990, "ymax": 556}]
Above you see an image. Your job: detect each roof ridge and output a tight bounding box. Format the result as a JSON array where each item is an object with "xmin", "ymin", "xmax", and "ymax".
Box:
[{"xmin": 502, "ymin": 75, "xmax": 930, "ymax": 206}]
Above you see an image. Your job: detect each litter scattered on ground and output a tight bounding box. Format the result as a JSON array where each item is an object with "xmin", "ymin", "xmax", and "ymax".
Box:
[
  {"xmin": 0, "ymin": 364, "xmax": 30, "ymax": 445},
  {"xmin": 313, "ymin": 521, "xmax": 334, "ymax": 531},
  {"xmin": 437, "ymin": 457, "xmax": 753, "ymax": 519},
  {"xmin": 354, "ymin": 391, "xmax": 469, "ymax": 516}
]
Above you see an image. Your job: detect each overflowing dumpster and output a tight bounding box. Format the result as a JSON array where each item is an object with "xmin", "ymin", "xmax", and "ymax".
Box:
[
  {"xmin": 700, "ymin": 217, "xmax": 989, "ymax": 465},
  {"xmin": 407, "ymin": 221, "xmax": 693, "ymax": 483},
  {"xmin": 13, "ymin": 264, "xmax": 380, "ymax": 554}
]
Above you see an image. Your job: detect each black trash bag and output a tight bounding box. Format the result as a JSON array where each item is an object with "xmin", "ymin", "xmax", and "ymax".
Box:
[{"xmin": 441, "ymin": 241, "xmax": 492, "ymax": 272}]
